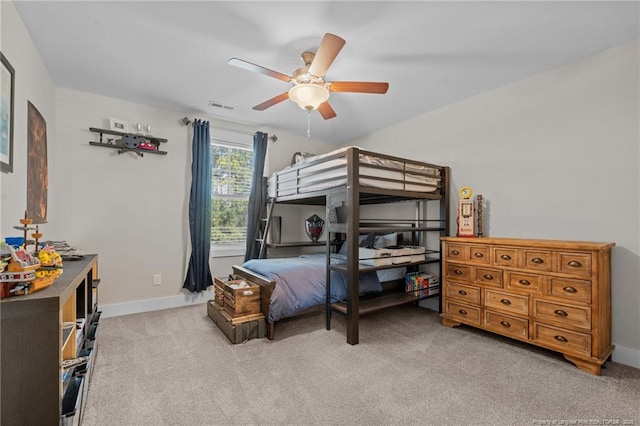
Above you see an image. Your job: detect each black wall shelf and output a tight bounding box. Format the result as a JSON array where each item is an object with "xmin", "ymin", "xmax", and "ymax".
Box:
[{"xmin": 89, "ymin": 127, "xmax": 168, "ymax": 157}]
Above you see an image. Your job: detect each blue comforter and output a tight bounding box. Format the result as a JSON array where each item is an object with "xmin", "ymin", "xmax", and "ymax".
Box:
[{"xmin": 241, "ymin": 254, "xmax": 381, "ymax": 322}]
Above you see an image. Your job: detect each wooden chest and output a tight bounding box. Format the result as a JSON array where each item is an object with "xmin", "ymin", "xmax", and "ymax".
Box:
[
  {"xmin": 216, "ymin": 278, "xmax": 261, "ymax": 317},
  {"xmin": 440, "ymin": 237, "xmax": 615, "ymax": 375},
  {"xmin": 207, "ymin": 301, "xmax": 266, "ymax": 344}
]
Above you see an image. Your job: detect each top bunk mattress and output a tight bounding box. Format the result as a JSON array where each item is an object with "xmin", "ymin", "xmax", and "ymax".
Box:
[{"xmin": 268, "ymin": 146, "xmax": 442, "ymax": 198}]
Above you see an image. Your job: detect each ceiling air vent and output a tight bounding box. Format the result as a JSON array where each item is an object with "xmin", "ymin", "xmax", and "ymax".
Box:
[{"xmin": 208, "ymin": 101, "xmax": 234, "ymax": 110}]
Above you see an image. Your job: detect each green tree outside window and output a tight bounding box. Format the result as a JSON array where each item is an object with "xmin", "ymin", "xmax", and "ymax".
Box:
[{"xmin": 211, "ymin": 143, "xmax": 253, "ymax": 246}]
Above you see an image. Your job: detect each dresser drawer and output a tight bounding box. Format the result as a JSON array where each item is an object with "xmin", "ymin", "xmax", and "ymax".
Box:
[
  {"xmin": 474, "ymin": 267, "xmax": 503, "ymax": 288},
  {"xmin": 445, "ymin": 244, "xmax": 468, "ymax": 261},
  {"xmin": 468, "ymin": 245, "xmax": 490, "ymax": 264},
  {"xmin": 445, "ymin": 263, "xmax": 472, "ymax": 282},
  {"xmin": 445, "ymin": 282, "xmax": 481, "ymax": 305},
  {"xmin": 533, "ymin": 323, "xmax": 591, "ymax": 357},
  {"xmin": 483, "ymin": 310, "xmax": 529, "ymax": 339},
  {"xmin": 549, "ymin": 278, "xmax": 591, "ymax": 303},
  {"xmin": 533, "ymin": 299, "xmax": 591, "ymax": 330},
  {"xmin": 506, "ymin": 271, "xmax": 543, "ymax": 293},
  {"xmin": 524, "ymin": 249, "xmax": 552, "ymax": 272},
  {"xmin": 445, "ymin": 301, "xmax": 481, "ymax": 325},
  {"xmin": 493, "ymin": 247, "xmax": 520, "ymax": 268},
  {"xmin": 484, "ymin": 289, "xmax": 529, "ymax": 315},
  {"xmin": 556, "ymin": 252, "xmax": 591, "ymax": 277}
]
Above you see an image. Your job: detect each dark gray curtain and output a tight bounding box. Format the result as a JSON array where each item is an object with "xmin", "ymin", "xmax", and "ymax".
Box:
[
  {"xmin": 183, "ymin": 119, "xmax": 213, "ymax": 292},
  {"xmin": 244, "ymin": 132, "xmax": 269, "ymax": 261}
]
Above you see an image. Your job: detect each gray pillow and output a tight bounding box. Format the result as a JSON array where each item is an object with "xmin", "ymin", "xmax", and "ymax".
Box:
[
  {"xmin": 374, "ymin": 232, "xmax": 397, "ymax": 249},
  {"xmin": 339, "ymin": 232, "xmax": 398, "ymax": 254}
]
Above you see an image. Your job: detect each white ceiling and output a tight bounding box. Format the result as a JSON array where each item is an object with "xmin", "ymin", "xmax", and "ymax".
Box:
[{"xmin": 13, "ymin": 1, "xmax": 639, "ymax": 144}]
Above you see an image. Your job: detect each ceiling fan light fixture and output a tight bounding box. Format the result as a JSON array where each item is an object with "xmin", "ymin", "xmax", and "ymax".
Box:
[{"xmin": 288, "ymin": 83, "xmax": 329, "ymax": 111}]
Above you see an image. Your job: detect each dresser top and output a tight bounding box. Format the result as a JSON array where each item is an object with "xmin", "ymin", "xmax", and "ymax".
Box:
[{"xmin": 441, "ymin": 237, "xmax": 615, "ymax": 251}]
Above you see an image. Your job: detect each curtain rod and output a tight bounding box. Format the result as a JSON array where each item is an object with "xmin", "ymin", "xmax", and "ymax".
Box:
[{"xmin": 181, "ymin": 117, "xmax": 277, "ymax": 143}]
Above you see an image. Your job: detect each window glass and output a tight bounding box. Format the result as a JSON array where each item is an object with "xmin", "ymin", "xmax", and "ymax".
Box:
[{"xmin": 211, "ymin": 142, "xmax": 253, "ymax": 250}]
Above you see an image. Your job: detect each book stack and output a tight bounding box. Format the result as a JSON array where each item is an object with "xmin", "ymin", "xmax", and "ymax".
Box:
[{"xmin": 405, "ymin": 272, "xmax": 440, "ymax": 296}]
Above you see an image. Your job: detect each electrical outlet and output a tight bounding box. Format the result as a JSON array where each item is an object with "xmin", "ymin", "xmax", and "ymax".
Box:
[{"xmin": 153, "ymin": 274, "xmax": 162, "ymax": 286}]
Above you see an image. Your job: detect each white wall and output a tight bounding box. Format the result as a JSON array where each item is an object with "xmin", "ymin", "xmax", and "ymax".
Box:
[
  {"xmin": 350, "ymin": 40, "xmax": 640, "ymax": 367},
  {"xmin": 52, "ymin": 88, "xmax": 339, "ymax": 314},
  {"xmin": 0, "ymin": 1, "xmax": 56, "ymax": 234},
  {"xmin": 52, "ymin": 89, "xmax": 196, "ymax": 308}
]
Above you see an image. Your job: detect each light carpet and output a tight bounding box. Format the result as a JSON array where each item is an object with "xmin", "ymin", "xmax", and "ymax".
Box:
[{"xmin": 82, "ymin": 304, "xmax": 640, "ymax": 425}]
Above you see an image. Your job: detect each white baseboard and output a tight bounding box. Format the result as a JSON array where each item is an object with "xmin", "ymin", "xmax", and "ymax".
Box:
[
  {"xmin": 611, "ymin": 344, "xmax": 640, "ymax": 369},
  {"xmin": 100, "ymin": 290, "xmax": 214, "ymax": 319}
]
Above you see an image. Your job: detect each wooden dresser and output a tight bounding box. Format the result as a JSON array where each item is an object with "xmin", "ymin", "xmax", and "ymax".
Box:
[{"xmin": 440, "ymin": 237, "xmax": 615, "ymax": 375}]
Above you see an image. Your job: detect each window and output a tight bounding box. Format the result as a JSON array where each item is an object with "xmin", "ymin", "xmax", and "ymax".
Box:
[{"xmin": 211, "ymin": 137, "xmax": 253, "ymax": 257}]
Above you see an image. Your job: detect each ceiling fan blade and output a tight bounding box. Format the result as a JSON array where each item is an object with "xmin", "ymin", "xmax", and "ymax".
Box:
[
  {"xmin": 308, "ymin": 33, "xmax": 346, "ymax": 77},
  {"xmin": 228, "ymin": 58, "xmax": 292, "ymax": 82},
  {"xmin": 253, "ymin": 92, "xmax": 289, "ymax": 111},
  {"xmin": 317, "ymin": 102, "xmax": 337, "ymax": 120},
  {"xmin": 329, "ymin": 81, "xmax": 389, "ymax": 94}
]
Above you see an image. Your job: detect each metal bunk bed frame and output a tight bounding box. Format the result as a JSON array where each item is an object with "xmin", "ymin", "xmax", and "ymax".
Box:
[{"xmin": 255, "ymin": 146, "xmax": 450, "ymax": 344}]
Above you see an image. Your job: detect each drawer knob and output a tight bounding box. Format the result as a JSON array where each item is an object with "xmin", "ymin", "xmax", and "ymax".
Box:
[
  {"xmin": 499, "ymin": 320, "xmax": 511, "ymax": 328},
  {"xmin": 531, "ymin": 257, "xmax": 544, "ymax": 264},
  {"xmin": 500, "ymin": 299, "xmax": 511, "ymax": 305},
  {"xmin": 554, "ymin": 309, "xmax": 568, "ymax": 317},
  {"xmin": 451, "ymin": 250, "xmax": 460, "ymax": 255},
  {"xmin": 519, "ymin": 279, "xmax": 531, "ymax": 286},
  {"xmin": 483, "ymin": 274, "xmax": 494, "ymax": 281},
  {"xmin": 563, "ymin": 286, "xmax": 578, "ymax": 294},
  {"xmin": 458, "ymin": 290, "xmax": 467, "ymax": 296},
  {"xmin": 554, "ymin": 335, "xmax": 568, "ymax": 343},
  {"xmin": 474, "ymin": 252, "xmax": 484, "ymax": 258},
  {"xmin": 458, "ymin": 309, "xmax": 467, "ymax": 315},
  {"xmin": 500, "ymin": 254, "xmax": 512, "ymax": 260},
  {"xmin": 567, "ymin": 260, "xmax": 582, "ymax": 267},
  {"xmin": 454, "ymin": 270, "xmax": 463, "ymax": 275}
]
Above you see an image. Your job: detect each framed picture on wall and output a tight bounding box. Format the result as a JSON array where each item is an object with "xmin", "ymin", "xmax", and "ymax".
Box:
[
  {"xmin": 27, "ymin": 101, "xmax": 48, "ymax": 224},
  {"xmin": 1, "ymin": 52, "xmax": 15, "ymax": 173},
  {"xmin": 109, "ymin": 117, "xmax": 129, "ymax": 133}
]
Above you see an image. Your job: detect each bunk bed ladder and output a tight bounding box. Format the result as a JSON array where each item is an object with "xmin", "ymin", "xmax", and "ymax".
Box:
[{"xmin": 258, "ymin": 199, "xmax": 275, "ymax": 259}]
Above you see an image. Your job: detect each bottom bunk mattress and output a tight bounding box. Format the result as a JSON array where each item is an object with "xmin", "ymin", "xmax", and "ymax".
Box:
[{"xmin": 241, "ymin": 254, "xmax": 381, "ymax": 322}]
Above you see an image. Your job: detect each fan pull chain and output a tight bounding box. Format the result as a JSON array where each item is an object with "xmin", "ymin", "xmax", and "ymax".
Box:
[{"xmin": 307, "ymin": 111, "xmax": 311, "ymax": 140}]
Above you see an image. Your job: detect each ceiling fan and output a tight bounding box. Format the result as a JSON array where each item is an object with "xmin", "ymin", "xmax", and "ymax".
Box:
[{"xmin": 228, "ymin": 33, "xmax": 389, "ymax": 120}]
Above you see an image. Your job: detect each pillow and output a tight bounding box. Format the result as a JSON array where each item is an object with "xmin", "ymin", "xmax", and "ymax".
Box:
[
  {"xmin": 374, "ymin": 232, "xmax": 397, "ymax": 249},
  {"xmin": 290, "ymin": 152, "xmax": 316, "ymax": 165},
  {"xmin": 359, "ymin": 233, "xmax": 376, "ymax": 248},
  {"xmin": 338, "ymin": 232, "xmax": 398, "ymax": 254}
]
